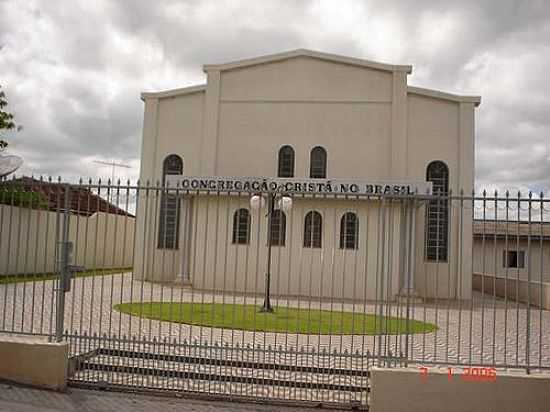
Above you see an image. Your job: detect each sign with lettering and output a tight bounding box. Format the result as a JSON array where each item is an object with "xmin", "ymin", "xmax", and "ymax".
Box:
[{"xmin": 165, "ymin": 176, "xmax": 432, "ymax": 196}]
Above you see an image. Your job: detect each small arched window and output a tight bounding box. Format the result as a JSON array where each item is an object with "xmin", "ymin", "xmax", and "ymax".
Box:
[
  {"xmin": 278, "ymin": 145, "xmax": 295, "ymax": 178},
  {"xmin": 425, "ymin": 161, "xmax": 449, "ymax": 261},
  {"xmin": 304, "ymin": 211, "xmax": 322, "ymax": 248},
  {"xmin": 162, "ymin": 154, "xmax": 183, "ymax": 183},
  {"xmin": 309, "ymin": 146, "xmax": 327, "ymax": 178},
  {"xmin": 340, "ymin": 212, "xmax": 359, "ymax": 249},
  {"xmin": 232, "ymin": 208, "xmax": 251, "ymax": 244},
  {"xmin": 158, "ymin": 154, "xmax": 183, "ymax": 249},
  {"xmin": 269, "ymin": 210, "xmax": 286, "ymax": 246}
]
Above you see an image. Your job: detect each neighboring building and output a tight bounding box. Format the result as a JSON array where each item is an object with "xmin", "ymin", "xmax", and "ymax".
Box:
[
  {"xmin": 135, "ymin": 49, "xmax": 480, "ymax": 301},
  {"xmin": 0, "ymin": 177, "xmax": 135, "ymax": 276},
  {"xmin": 472, "ymin": 220, "xmax": 550, "ymax": 309},
  {"xmin": 473, "ymin": 220, "xmax": 550, "ymax": 282}
]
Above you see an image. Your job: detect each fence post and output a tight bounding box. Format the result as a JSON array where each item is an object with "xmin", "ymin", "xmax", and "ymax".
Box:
[{"xmin": 55, "ymin": 183, "xmax": 71, "ymax": 342}]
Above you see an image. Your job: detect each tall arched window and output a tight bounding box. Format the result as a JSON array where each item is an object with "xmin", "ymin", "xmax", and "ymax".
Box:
[
  {"xmin": 232, "ymin": 208, "xmax": 251, "ymax": 244},
  {"xmin": 269, "ymin": 210, "xmax": 286, "ymax": 246},
  {"xmin": 340, "ymin": 212, "xmax": 359, "ymax": 249},
  {"xmin": 158, "ymin": 154, "xmax": 183, "ymax": 249},
  {"xmin": 278, "ymin": 145, "xmax": 295, "ymax": 178},
  {"xmin": 304, "ymin": 211, "xmax": 322, "ymax": 248},
  {"xmin": 425, "ymin": 160, "xmax": 449, "ymax": 261},
  {"xmin": 309, "ymin": 146, "xmax": 327, "ymax": 178}
]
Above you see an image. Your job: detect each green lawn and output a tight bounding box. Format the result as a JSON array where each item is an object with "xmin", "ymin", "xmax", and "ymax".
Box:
[
  {"xmin": 0, "ymin": 267, "xmax": 132, "ymax": 285},
  {"xmin": 114, "ymin": 302, "xmax": 437, "ymax": 335}
]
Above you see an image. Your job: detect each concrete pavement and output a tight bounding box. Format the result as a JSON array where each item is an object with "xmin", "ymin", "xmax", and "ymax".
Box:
[{"xmin": 0, "ymin": 382, "xmax": 323, "ymax": 412}]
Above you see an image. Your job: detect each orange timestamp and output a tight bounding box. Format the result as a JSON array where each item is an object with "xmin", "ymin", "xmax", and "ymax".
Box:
[{"xmin": 419, "ymin": 366, "xmax": 497, "ymax": 382}]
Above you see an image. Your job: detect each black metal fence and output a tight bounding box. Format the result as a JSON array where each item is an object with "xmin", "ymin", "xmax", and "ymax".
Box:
[{"xmin": 1, "ymin": 178, "xmax": 549, "ymax": 407}]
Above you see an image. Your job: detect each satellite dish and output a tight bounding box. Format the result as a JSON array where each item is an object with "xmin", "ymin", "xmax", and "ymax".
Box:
[{"xmin": 0, "ymin": 154, "xmax": 23, "ymax": 178}]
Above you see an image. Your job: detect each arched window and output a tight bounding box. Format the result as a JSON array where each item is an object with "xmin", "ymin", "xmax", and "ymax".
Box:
[
  {"xmin": 162, "ymin": 154, "xmax": 183, "ymax": 182},
  {"xmin": 304, "ymin": 211, "xmax": 322, "ymax": 248},
  {"xmin": 309, "ymin": 146, "xmax": 327, "ymax": 178},
  {"xmin": 232, "ymin": 208, "xmax": 251, "ymax": 244},
  {"xmin": 158, "ymin": 154, "xmax": 183, "ymax": 249},
  {"xmin": 269, "ymin": 210, "xmax": 286, "ymax": 246},
  {"xmin": 278, "ymin": 145, "xmax": 295, "ymax": 178},
  {"xmin": 340, "ymin": 212, "xmax": 359, "ymax": 249},
  {"xmin": 425, "ymin": 161, "xmax": 449, "ymax": 261}
]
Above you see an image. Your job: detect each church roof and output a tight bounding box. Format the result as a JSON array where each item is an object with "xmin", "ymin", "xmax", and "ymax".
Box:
[
  {"xmin": 202, "ymin": 48, "xmax": 412, "ymax": 74},
  {"xmin": 141, "ymin": 49, "xmax": 480, "ymax": 106}
]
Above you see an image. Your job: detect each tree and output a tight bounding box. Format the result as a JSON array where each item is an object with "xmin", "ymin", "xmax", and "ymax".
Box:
[{"xmin": 0, "ymin": 85, "xmax": 22, "ymax": 150}]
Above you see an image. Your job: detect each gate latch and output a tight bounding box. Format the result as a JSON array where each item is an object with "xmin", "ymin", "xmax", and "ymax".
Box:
[{"xmin": 58, "ymin": 241, "xmax": 85, "ymax": 292}]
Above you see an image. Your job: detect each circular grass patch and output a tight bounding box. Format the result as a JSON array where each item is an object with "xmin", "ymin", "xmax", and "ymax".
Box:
[{"xmin": 115, "ymin": 302, "xmax": 437, "ymax": 335}]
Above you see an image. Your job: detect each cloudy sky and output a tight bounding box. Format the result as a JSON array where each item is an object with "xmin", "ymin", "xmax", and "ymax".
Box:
[{"xmin": 1, "ymin": 0, "xmax": 549, "ymax": 193}]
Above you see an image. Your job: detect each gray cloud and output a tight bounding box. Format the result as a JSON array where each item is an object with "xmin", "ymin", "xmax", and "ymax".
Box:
[{"xmin": 1, "ymin": 0, "xmax": 550, "ymax": 193}]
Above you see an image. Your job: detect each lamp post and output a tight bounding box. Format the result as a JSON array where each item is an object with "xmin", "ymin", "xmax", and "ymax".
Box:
[{"xmin": 250, "ymin": 192, "xmax": 292, "ymax": 313}]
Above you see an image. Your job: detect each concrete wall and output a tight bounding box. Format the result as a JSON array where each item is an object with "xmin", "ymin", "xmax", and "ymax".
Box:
[
  {"xmin": 0, "ymin": 334, "xmax": 68, "ymax": 390},
  {"xmin": 473, "ymin": 272, "xmax": 550, "ymax": 309},
  {"xmin": 0, "ymin": 204, "xmax": 135, "ymax": 275},
  {"xmin": 370, "ymin": 367, "xmax": 550, "ymax": 412}
]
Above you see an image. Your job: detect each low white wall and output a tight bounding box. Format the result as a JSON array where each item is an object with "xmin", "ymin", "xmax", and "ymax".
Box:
[
  {"xmin": 0, "ymin": 334, "xmax": 68, "ymax": 390},
  {"xmin": 370, "ymin": 367, "xmax": 550, "ymax": 412},
  {"xmin": 0, "ymin": 205, "xmax": 135, "ymax": 275},
  {"xmin": 473, "ymin": 272, "xmax": 550, "ymax": 309}
]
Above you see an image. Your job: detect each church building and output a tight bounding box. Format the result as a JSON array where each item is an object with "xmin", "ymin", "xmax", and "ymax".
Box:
[{"xmin": 134, "ymin": 49, "xmax": 480, "ymax": 301}]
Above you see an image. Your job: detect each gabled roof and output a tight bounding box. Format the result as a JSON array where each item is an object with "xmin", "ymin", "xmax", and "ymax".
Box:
[
  {"xmin": 140, "ymin": 50, "xmax": 481, "ymax": 106},
  {"xmin": 202, "ymin": 48, "xmax": 413, "ymax": 74},
  {"xmin": 0, "ymin": 177, "xmax": 134, "ymax": 217}
]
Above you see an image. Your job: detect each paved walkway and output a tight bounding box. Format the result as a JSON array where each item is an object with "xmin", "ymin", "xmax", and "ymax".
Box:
[
  {"xmin": 2, "ymin": 273, "xmax": 549, "ymax": 367},
  {"xmin": 0, "ymin": 383, "xmax": 319, "ymax": 412}
]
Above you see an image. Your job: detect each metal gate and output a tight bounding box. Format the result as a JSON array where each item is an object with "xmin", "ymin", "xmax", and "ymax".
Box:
[{"xmin": 1, "ymin": 178, "xmax": 549, "ymax": 409}]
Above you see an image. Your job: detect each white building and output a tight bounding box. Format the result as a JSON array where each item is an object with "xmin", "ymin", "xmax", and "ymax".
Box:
[{"xmin": 134, "ymin": 49, "xmax": 480, "ymax": 301}]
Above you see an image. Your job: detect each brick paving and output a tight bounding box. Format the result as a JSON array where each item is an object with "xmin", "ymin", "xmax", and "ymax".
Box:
[
  {"xmin": 1, "ymin": 273, "xmax": 549, "ymax": 368},
  {"xmin": 1, "ymin": 273, "xmax": 549, "ymax": 405}
]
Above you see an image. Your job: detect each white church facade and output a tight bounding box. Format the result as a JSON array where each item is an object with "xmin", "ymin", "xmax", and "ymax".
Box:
[{"xmin": 134, "ymin": 49, "xmax": 480, "ymax": 301}]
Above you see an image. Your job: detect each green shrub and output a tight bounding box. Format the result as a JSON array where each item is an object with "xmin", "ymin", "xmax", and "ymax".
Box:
[{"xmin": 0, "ymin": 185, "xmax": 49, "ymax": 208}]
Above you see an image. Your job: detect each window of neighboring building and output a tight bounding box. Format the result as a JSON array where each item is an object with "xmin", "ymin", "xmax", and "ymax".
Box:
[
  {"xmin": 269, "ymin": 210, "xmax": 286, "ymax": 246},
  {"xmin": 503, "ymin": 250, "xmax": 525, "ymax": 268},
  {"xmin": 340, "ymin": 212, "xmax": 359, "ymax": 249},
  {"xmin": 309, "ymin": 146, "xmax": 327, "ymax": 178},
  {"xmin": 158, "ymin": 154, "xmax": 183, "ymax": 249},
  {"xmin": 304, "ymin": 211, "xmax": 322, "ymax": 248},
  {"xmin": 425, "ymin": 160, "xmax": 449, "ymax": 261},
  {"xmin": 232, "ymin": 208, "xmax": 251, "ymax": 244},
  {"xmin": 278, "ymin": 145, "xmax": 295, "ymax": 178}
]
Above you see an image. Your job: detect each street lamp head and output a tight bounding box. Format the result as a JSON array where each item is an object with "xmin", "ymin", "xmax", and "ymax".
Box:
[
  {"xmin": 250, "ymin": 194, "xmax": 266, "ymax": 210},
  {"xmin": 277, "ymin": 196, "xmax": 293, "ymax": 212}
]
